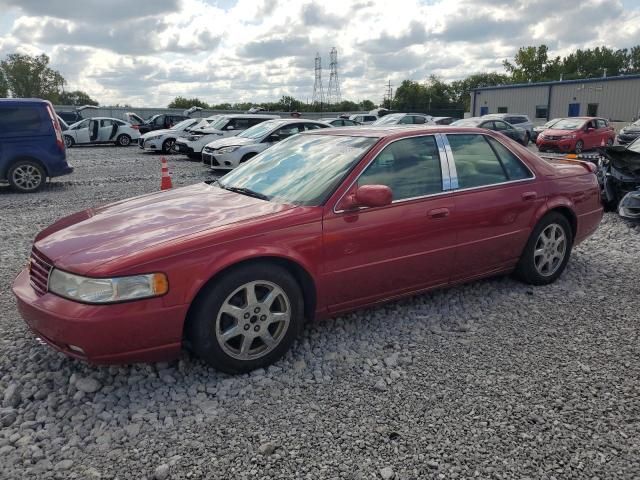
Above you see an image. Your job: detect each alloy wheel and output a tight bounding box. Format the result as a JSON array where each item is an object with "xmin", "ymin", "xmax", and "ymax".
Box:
[
  {"xmin": 11, "ymin": 164, "xmax": 43, "ymax": 191},
  {"xmin": 533, "ymin": 223, "xmax": 567, "ymax": 277},
  {"xmin": 215, "ymin": 280, "xmax": 291, "ymax": 361}
]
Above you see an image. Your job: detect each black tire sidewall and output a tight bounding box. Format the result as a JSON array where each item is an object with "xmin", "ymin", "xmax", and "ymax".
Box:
[
  {"xmin": 575, "ymin": 140, "xmax": 584, "ymax": 153},
  {"xmin": 64, "ymin": 135, "xmax": 74, "ymax": 148},
  {"xmin": 516, "ymin": 212, "xmax": 573, "ymax": 285},
  {"xmin": 8, "ymin": 161, "xmax": 45, "ymax": 193},
  {"xmin": 162, "ymin": 139, "xmax": 175, "ymax": 153},
  {"xmin": 186, "ymin": 263, "xmax": 304, "ymax": 374},
  {"xmin": 117, "ymin": 135, "xmax": 131, "ymax": 146}
]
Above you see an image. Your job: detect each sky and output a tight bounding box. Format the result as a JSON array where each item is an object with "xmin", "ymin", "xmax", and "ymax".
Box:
[{"xmin": 0, "ymin": 0, "xmax": 639, "ymax": 107}]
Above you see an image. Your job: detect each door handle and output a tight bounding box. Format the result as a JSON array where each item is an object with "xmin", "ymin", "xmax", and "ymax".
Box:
[
  {"xmin": 522, "ymin": 191, "xmax": 537, "ymax": 201},
  {"xmin": 427, "ymin": 207, "xmax": 450, "ymax": 219}
]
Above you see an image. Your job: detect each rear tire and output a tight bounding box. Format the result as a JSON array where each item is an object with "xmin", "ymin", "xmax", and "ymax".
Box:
[
  {"xmin": 185, "ymin": 263, "xmax": 304, "ymax": 374},
  {"xmin": 515, "ymin": 212, "xmax": 573, "ymax": 285},
  {"xmin": 8, "ymin": 160, "xmax": 46, "ymax": 193},
  {"xmin": 116, "ymin": 134, "xmax": 131, "ymax": 146}
]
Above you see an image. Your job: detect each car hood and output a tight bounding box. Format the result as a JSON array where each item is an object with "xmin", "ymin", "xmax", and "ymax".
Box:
[
  {"xmin": 205, "ymin": 136, "xmax": 255, "ymax": 149},
  {"xmin": 621, "ymin": 125, "xmax": 640, "ymax": 133},
  {"xmin": 141, "ymin": 128, "xmax": 173, "ymax": 139},
  {"xmin": 542, "ymin": 129, "xmax": 577, "ymax": 136},
  {"xmin": 34, "ymin": 183, "xmax": 294, "ymax": 275}
]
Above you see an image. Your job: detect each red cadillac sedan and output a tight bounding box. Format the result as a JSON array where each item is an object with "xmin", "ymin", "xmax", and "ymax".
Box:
[{"xmin": 13, "ymin": 126, "xmax": 603, "ymax": 373}]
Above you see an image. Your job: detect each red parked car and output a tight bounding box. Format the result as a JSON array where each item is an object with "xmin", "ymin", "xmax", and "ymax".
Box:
[
  {"xmin": 536, "ymin": 117, "xmax": 615, "ymax": 153},
  {"xmin": 13, "ymin": 127, "xmax": 603, "ymax": 373}
]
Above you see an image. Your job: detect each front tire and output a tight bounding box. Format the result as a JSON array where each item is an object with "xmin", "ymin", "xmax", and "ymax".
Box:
[
  {"xmin": 64, "ymin": 135, "xmax": 74, "ymax": 148},
  {"xmin": 186, "ymin": 263, "xmax": 304, "ymax": 373},
  {"xmin": 515, "ymin": 212, "xmax": 573, "ymax": 285},
  {"xmin": 8, "ymin": 160, "xmax": 46, "ymax": 193},
  {"xmin": 574, "ymin": 140, "xmax": 584, "ymax": 154},
  {"xmin": 116, "ymin": 134, "xmax": 131, "ymax": 146},
  {"xmin": 162, "ymin": 138, "xmax": 175, "ymax": 153}
]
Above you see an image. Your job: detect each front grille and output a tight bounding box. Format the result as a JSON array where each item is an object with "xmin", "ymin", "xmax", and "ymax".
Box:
[
  {"xmin": 29, "ymin": 248, "xmax": 53, "ymax": 296},
  {"xmin": 543, "ymin": 135, "xmax": 561, "ymax": 140}
]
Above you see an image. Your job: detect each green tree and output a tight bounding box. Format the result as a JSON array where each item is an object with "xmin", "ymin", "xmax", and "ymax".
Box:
[
  {"xmin": 168, "ymin": 96, "xmax": 210, "ymax": 109},
  {"xmin": 59, "ymin": 90, "xmax": 98, "ymax": 106},
  {"xmin": 393, "ymin": 79, "xmax": 427, "ymax": 111},
  {"xmin": 360, "ymin": 99, "xmax": 375, "ymax": 111},
  {"xmin": 0, "ymin": 53, "xmax": 65, "ymax": 101},
  {"xmin": 0, "ymin": 69, "xmax": 7, "ymax": 98},
  {"xmin": 450, "ymin": 72, "xmax": 510, "ymax": 111},
  {"xmin": 503, "ymin": 45, "xmax": 560, "ymax": 83}
]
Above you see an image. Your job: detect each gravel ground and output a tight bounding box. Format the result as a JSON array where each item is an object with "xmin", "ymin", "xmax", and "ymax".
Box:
[{"xmin": 1, "ymin": 145, "xmax": 639, "ymax": 479}]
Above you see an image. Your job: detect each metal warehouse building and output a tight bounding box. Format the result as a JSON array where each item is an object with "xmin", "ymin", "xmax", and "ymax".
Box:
[{"xmin": 470, "ymin": 74, "xmax": 640, "ymax": 123}]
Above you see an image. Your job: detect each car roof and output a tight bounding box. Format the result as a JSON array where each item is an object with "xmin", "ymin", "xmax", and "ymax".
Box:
[
  {"xmin": 0, "ymin": 98, "xmax": 50, "ymax": 104},
  {"xmin": 303, "ymin": 124, "xmax": 497, "ymax": 139}
]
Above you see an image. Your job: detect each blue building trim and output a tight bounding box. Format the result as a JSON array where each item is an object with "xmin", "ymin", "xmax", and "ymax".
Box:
[{"xmin": 471, "ymin": 73, "xmax": 640, "ymax": 93}]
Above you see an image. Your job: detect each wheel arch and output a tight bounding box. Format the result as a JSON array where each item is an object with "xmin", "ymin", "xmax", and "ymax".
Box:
[
  {"xmin": 183, "ymin": 255, "xmax": 318, "ymax": 336},
  {"xmin": 4, "ymin": 155, "xmax": 50, "ymax": 179},
  {"xmin": 544, "ymin": 204, "xmax": 578, "ymax": 239}
]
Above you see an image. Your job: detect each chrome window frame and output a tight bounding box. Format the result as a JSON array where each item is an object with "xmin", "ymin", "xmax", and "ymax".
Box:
[
  {"xmin": 332, "ymin": 133, "xmax": 456, "ymax": 214},
  {"xmin": 441, "ymin": 133, "xmax": 536, "ymax": 193}
]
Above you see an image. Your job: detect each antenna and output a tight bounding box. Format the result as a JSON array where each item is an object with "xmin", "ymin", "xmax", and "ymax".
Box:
[
  {"xmin": 312, "ymin": 52, "xmax": 324, "ymax": 108},
  {"xmin": 327, "ymin": 47, "xmax": 341, "ymax": 105}
]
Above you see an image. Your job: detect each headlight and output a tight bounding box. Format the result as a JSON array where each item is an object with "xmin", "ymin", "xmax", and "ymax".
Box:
[
  {"xmin": 48, "ymin": 269, "xmax": 168, "ymax": 304},
  {"xmin": 218, "ymin": 146, "xmax": 240, "ymax": 154},
  {"xmin": 146, "ymin": 135, "xmax": 162, "ymax": 141},
  {"xmin": 187, "ymin": 135, "xmax": 202, "ymax": 141},
  {"xmin": 561, "ymin": 134, "xmax": 577, "ymax": 139}
]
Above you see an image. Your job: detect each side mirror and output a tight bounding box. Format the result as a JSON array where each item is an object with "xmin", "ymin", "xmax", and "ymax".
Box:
[{"xmin": 340, "ymin": 185, "xmax": 392, "ymax": 210}]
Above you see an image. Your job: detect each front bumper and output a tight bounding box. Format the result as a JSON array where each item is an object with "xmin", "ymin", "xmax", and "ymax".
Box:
[
  {"xmin": 617, "ymin": 134, "xmax": 639, "ymax": 145},
  {"xmin": 50, "ymin": 165, "xmax": 74, "ymax": 178},
  {"xmin": 536, "ymin": 137, "xmax": 576, "ymax": 152},
  {"xmin": 173, "ymin": 142, "xmax": 195, "ymax": 155},
  {"xmin": 203, "ymin": 151, "xmax": 236, "ymax": 170},
  {"xmin": 12, "ymin": 268, "xmax": 185, "ymax": 364}
]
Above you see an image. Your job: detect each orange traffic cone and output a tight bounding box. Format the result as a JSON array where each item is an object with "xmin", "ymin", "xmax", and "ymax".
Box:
[{"xmin": 160, "ymin": 157, "xmax": 173, "ymax": 190}]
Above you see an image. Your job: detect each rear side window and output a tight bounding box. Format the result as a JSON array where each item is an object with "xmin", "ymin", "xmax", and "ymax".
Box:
[
  {"xmin": 0, "ymin": 106, "xmax": 42, "ymax": 133},
  {"xmin": 358, "ymin": 135, "xmax": 442, "ymax": 201},
  {"xmin": 486, "ymin": 137, "xmax": 532, "ymax": 181},
  {"xmin": 447, "ymin": 134, "xmax": 508, "ymax": 188}
]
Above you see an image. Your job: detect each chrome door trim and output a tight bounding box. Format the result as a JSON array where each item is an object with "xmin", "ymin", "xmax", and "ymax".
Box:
[
  {"xmin": 441, "ymin": 132, "xmax": 536, "ymax": 194},
  {"xmin": 332, "ymin": 133, "xmax": 454, "ymax": 214}
]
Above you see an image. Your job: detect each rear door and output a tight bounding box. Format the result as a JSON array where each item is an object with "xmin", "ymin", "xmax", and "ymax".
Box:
[
  {"xmin": 98, "ymin": 119, "xmax": 114, "ymax": 141},
  {"xmin": 583, "ymin": 119, "xmax": 599, "ymax": 149},
  {"xmin": 444, "ymin": 133, "xmax": 542, "ymax": 280},
  {"xmin": 322, "ymin": 134, "xmax": 457, "ymax": 312}
]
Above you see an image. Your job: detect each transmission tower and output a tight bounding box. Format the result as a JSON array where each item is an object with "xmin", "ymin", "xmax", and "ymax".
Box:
[
  {"xmin": 382, "ymin": 79, "xmax": 393, "ymax": 108},
  {"xmin": 327, "ymin": 47, "xmax": 341, "ymax": 105},
  {"xmin": 312, "ymin": 52, "xmax": 324, "ymax": 107}
]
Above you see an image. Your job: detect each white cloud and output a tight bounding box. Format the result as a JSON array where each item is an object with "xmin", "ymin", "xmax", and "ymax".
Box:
[{"xmin": 0, "ymin": 0, "xmax": 637, "ymax": 106}]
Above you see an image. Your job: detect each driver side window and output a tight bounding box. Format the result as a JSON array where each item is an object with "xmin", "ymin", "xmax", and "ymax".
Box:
[
  {"xmin": 74, "ymin": 119, "xmax": 89, "ymax": 130},
  {"xmin": 358, "ymin": 136, "xmax": 443, "ymax": 201}
]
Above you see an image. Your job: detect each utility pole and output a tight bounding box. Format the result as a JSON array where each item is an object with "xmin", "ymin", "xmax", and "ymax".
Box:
[
  {"xmin": 312, "ymin": 52, "xmax": 324, "ymax": 111},
  {"xmin": 327, "ymin": 47, "xmax": 342, "ymax": 105}
]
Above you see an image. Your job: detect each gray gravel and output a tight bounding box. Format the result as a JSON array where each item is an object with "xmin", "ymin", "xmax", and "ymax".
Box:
[{"xmin": 1, "ymin": 145, "xmax": 639, "ymax": 479}]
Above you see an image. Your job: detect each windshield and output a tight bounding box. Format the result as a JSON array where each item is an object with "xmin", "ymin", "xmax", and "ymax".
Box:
[
  {"xmin": 543, "ymin": 119, "xmax": 560, "ymax": 127},
  {"xmin": 239, "ymin": 121, "xmax": 280, "ymax": 140},
  {"xmin": 172, "ymin": 119, "xmax": 195, "ymax": 130},
  {"xmin": 632, "ymin": 119, "xmax": 640, "ymax": 126},
  {"xmin": 218, "ymin": 134, "xmax": 378, "ymax": 206},
  {"xmin": 551, "ymin": 119, "xmax": 585, "ymax": 130},
  {"xmin": 451, "ymin": 118, "xmax": 480, "ymax": 127},
  {"xmin": 210, "ymin": 117, "xmax": 230, "ymax": 130},
  {"xmin": 373, "ymin": 114, "xmax": 403, "ymax": 125}
]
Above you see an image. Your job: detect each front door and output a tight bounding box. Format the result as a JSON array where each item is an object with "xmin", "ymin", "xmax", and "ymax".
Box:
[
  {"xmin": 322, "ymin": 134, "xmax": 457, "ymax": 313},
  {"xmin": 74, "ymin": 119, "xmax": 90, "ymax": 144},
  {"xmin": 568, "ymin": 103, "xmax": 580, "ymax": 117},
  {"xmin": 444, "ymin": 133, "xmax": 543, "ymax": 280}
]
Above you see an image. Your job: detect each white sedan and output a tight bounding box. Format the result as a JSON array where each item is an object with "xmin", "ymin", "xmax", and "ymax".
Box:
[
  {"xmin": 138, "ymin": 118, "xmax": 203, "ymax": 153},
  {"xmin": 63, "ymin": 117, "xmax": 140, "ymax": 147},
  {"xmin": 203, "ymin": 119, "xmax": 329, "ymax": 170}
]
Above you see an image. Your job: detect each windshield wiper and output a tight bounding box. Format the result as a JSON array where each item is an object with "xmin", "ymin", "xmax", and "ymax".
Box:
[{"xmin": 218, "ymin": 184, "xmax": 269, "ymax": 201}]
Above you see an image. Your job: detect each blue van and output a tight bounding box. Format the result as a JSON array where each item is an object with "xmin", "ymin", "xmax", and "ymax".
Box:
[{"xmin": 0, "ymin": 98, "xmax": 73, "ymax": 192}]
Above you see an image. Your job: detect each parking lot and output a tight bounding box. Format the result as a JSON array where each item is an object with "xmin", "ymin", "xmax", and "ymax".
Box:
[{"xmin": 1, "ymin": 145, "xmax": 639, "ymax": 479}]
